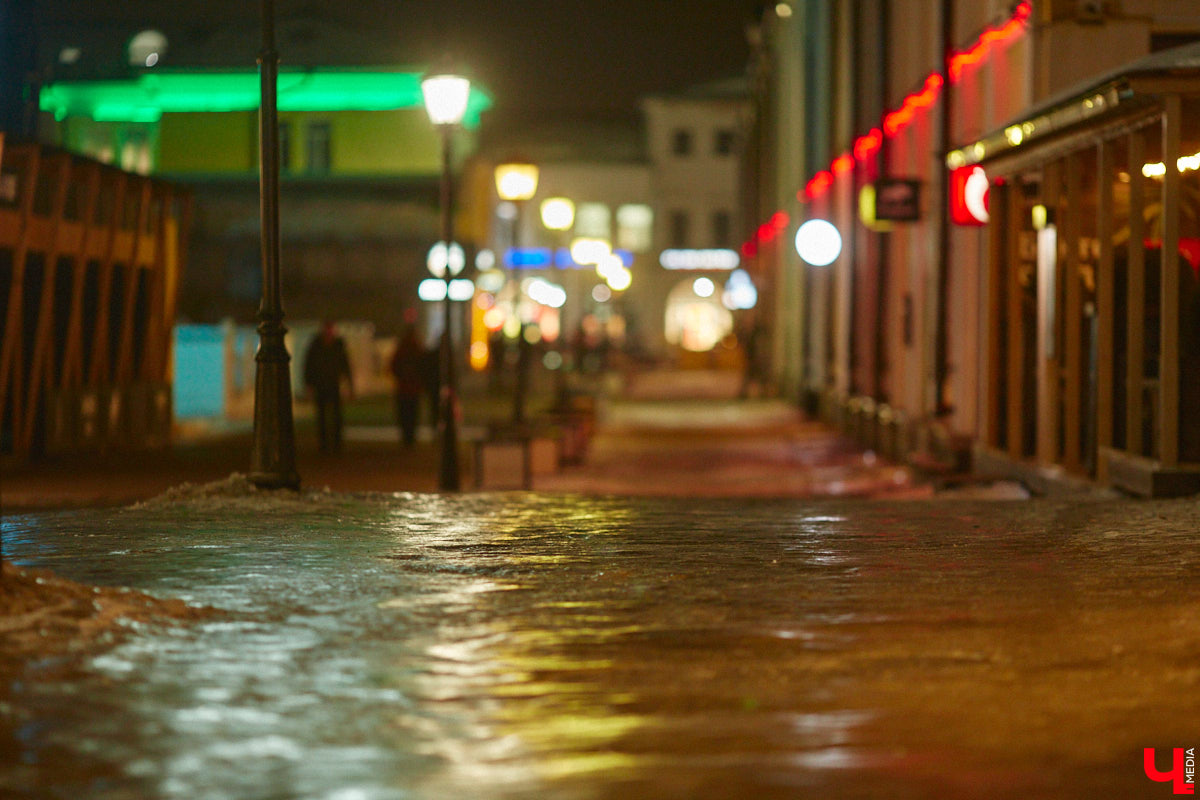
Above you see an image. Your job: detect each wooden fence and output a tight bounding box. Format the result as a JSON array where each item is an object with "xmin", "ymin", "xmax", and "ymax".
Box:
[{"xmin": 0, "ymin": 137, "xmax": 191, "ymax": 459}]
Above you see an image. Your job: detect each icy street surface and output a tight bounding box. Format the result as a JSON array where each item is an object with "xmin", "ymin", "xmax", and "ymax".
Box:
[{"xmin": 2, "ymin": 489, "xmax": 1199, "ymax": 799}]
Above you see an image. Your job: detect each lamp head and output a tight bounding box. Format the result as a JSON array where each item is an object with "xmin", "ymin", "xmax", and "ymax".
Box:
[
  {"xmin": 494, "ymin": 159, "xmax": 539, "ymax": 202},
  {"xmin": 421, "ymin": 68, "xmax": 471, "ymax": 127}
]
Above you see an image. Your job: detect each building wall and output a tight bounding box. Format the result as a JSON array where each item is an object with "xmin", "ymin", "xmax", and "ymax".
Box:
[
  {"xmin": 159, "ymin": 113, "xmax": 257, "ymax": 174},
  {"xmin": 643, "ymin": 93, "xmax": 749, "ymax": 360}
]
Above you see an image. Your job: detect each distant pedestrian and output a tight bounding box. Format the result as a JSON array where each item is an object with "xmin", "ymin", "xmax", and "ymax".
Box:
[
  {"xmin": 740, "ymin": 318, "xmax": 767, "ymax": 398},
  {"xmin": 390, "ymin": 325, "xmax": 425, "ymax": 447},
  {"xmin": 303, "ymin": 320, "xmax": 354, "ymax": 453}
]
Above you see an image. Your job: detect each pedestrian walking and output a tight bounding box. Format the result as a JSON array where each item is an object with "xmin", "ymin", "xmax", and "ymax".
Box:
[
  {"xmin": 390, "ymin": 325, "xmax": 425, "ymax": 447},
  {"xmin": 303, "ymin": 320, "xmax": 354, "ymax": 454}
]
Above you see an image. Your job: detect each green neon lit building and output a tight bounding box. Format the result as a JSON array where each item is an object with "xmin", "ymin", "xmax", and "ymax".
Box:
[
  {"xmin": 41, "ymin": 68, "xmax": 492, "ymax": 177},
  {"xmin": 37, "ymin": 66, "xmax": 495, "ymax": 330}
]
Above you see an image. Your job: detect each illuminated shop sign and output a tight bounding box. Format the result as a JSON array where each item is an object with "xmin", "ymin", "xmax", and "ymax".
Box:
[
  {"xmin": 950, "ymin": 165, "xmax": 990, "ymax": 226},
  {"xmin": 873, "ymin": 178, "xmax": 921, "ymax": 222},
  {"xmin": 658, "ymin": 249, "xmax": 740, "ymax": 270},
  {"xmin": 504, "ymin": 247, "xmax": 632, "ymax": 269}
]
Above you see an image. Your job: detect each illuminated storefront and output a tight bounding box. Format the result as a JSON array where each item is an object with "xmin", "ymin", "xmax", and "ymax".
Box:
[{"xmin": 961, "ymin": 45, "xmax": 1200, "ymax": 495}]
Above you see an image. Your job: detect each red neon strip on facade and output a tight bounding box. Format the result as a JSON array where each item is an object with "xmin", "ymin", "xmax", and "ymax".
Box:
[
  {"xmin": 949, "ymin": 1, "xmax": 1030, "ymax": 82},
  {"xmin": 831, "ymin": 152, "xmax": 855, "ymax": 174},
  {"xmin": 749, "ymin": 1, "xmax": 1031, "ymax": 250},
  {"xmin": 805, "ymin": 170, "xmax": 834, "ymax": 200},
  {"xmin": 853, "ymin": 128, "xmax": 883, "ymax": 161}
]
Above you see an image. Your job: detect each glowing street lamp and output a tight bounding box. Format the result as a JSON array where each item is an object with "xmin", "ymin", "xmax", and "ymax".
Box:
[
  {"xmin": 540, "ymin": 197, "xmax": 575, "ymax": 232},
  {"xmin": 422, "ymin": 67, "xmax": 472, "ymax": 491},
  {"xmin": 495, "ymin": 159, "xmax": 540, "ymax": 425}
]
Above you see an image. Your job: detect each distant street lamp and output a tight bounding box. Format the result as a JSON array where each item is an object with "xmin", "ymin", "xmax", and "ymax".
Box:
[
  {"xmin": 495, "ymin": 159, "xmax": 539, "ymax": 425},
  {"xmin": 540, "ymin": 197, "xmax": 575, "ymax": 234},
  {"xmin": 540, "ymin": 197, "xmax": 575, "ymax": 403},
  {"xmin": 422, "ymin": 68, "xmax": 471, "ymax": 491},
  {"xmin": 248, "ymin": 0, "xmax": 299, "ymax": 490}
]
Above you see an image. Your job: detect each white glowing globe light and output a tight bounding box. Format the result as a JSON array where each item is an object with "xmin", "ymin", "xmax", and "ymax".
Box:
[
  {"xmin": 693, "ymin": 276, "xmax": 715, "ymax": 298},
  {"xmin": 448, "ymin": 279, "xmax": 475, "ymax": 302},
  {"xmin": 592, "ymin": 284, "xmax": 612, "ymax": 303},
  {"xmin": 475, "ymin": 248, "xmax": 495, "ymax": 271},
  {"xmin": 606, "ymin": 265, "xmax": 632, "ymax": 292},
  {"xmin": 525, "ymin": 278, "xmax": 567, "ymax": 308},
  {"xmin": 722, "ymin": 269, "xmax": 758, "ymax": 310},
  {"xmin": 794, "ymin": 219, "xmax": 842, "ymax": 266},
  {"xmin": 571, "ymin": 237, "xmax": 611, "ymax": 266},
  {"xmin": 595, "ymin": 252, "xmax": 624, "ymax": 281},
  {"xmin": 421, "ymin": 74, "xmax": 471, "ymax": 126},
  {"xmin": 418, "ymin": 279, "xmax": 447, "ymax": 302},
  {"xmin": 427, "ymin": 242, "xmax": 466, "ymax": 278}
]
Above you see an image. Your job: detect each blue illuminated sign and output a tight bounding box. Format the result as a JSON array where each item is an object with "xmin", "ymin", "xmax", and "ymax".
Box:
[{"xmin": 503, "ymin": 247, "xmax": 634, "ymax": 269}]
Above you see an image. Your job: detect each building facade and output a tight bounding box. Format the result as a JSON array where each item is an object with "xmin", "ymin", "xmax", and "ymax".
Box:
[
  {"xmin": 38, "ymin": 68, "xmax": 491, "ymax": 335},
  {"xmin": 745, "ymin": 0, "xmax": 1200, "ymax": 494}
]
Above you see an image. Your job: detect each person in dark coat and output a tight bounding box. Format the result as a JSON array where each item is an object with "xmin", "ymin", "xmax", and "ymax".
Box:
[
  {"xmin": 303, "ymin": 320, "xmax": 354, "ymax": 453},
  {"xmin": 390, "ymin": 325, "xmax": 425, "ymax": 447}
]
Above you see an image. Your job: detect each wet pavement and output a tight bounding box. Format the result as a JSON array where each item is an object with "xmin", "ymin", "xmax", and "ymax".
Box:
[
  {"xmin": 536, "ymin": 397, "xmax": 920, "ymax": 498},
  {"xmin": 3, "ymin": 486, "xmax": 1199, "ymax": 799}
]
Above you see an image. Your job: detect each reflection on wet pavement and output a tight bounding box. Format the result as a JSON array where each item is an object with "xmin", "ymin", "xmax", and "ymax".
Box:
[{"xmin": 2, "ymin": 492, "xmax": 1198, "ymax": 799}]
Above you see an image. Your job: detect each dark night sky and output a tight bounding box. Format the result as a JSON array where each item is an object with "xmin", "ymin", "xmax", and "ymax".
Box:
[{"xmin": 37, "ymin": 1, "xmax": 766, "ymax": 126}]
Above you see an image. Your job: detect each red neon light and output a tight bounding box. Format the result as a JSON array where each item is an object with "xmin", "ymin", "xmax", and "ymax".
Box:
[
  {"xmin": 854, "ymin": 128, "xmax": 883, "ymax": 161},
  {"xmin": 783, "ymin": 0, "xmax": 1029, "ymax": 243},
  {"xmin": 805, "ymin": 170, "xmax": 834, "ymax": 200},
  {"xmin": 949, "ymin": 1, "xmax": 1031, "ymax": 82},
  {"xmin": 771, "ymin": 211, "xmax": 790, "ymax": 230}
]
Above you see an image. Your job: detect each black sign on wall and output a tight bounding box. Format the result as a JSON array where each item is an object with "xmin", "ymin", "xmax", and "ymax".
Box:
[{"xmin": 875, "ymin": 179, "xmax": 922, "ymax": 222}]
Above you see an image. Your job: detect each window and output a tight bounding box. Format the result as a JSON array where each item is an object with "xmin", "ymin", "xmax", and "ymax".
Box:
[
  {"xmin": 714, "ymin": 129, "xmax": 735, "ymax": 156},
  {"xmin": 711, "ymin": 210, "xmax": 732, "ymax": 248},
  {"xmin": 278, "ymin": 121, "xmax": 292, "ymax": 173},
  {"xmin": 616, "ymin": 204, "xmax": 653, "ymax": 252},
  {"xmin": 305, "ymin": 121, "xmax": 331, "ymax": 174},
  {"xmin": 672, "ymin": 129, "xmax": 693, "ymax": 157},
  {"xmin": 670, "ymin": 210, "xmax": 689, "ymax": 249},
  {"xmin": 575, "ymin": 203, "xmax": 611, "ymax": 239}
]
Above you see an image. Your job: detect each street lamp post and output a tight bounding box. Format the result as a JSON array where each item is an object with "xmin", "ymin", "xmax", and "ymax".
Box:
[
  {"xmin": 248, "ymin": 0, "xmax": 299, "ymax": 490},
  {"xmin": 494, "ymin": 160, "xmax": 539, "ymax": 425},
  {"xmin": 540, "ymin": 197, "xmax": 575, "ymax": 403},
  {"xmin": 422, "ymin": 70, "xmax": 472, "ymax": 492}
]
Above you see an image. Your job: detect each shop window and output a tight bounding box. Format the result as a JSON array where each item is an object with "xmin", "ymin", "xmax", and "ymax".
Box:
[
  {"xmin": 575, "ymin": 203, "xmax": 611, "ymax": 239},
  {"xmin": 617, "ymin": 204, "xmax": 653, "ymax": 252},
  {"xmin": 306, "ymin": 121, "xmax": 331, "ymax": 174},
  {"xmin": 664, "ymin": 279, "xmax": 733, "ymax": 352}
]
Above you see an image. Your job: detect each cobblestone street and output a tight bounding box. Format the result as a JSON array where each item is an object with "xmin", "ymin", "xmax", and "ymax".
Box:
[{"xmin": 2, "ymin": 379, "xmax": 1198, "ymax": 798}]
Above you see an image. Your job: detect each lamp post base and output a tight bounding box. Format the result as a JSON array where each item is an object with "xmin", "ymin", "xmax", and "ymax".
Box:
[
  {"xmin": 249, "ymin": 320, "xmax": 300, "ymax": 491},
  {"xmin": 438, "ymin": 387, "xmax": 461, "ymax": 491}
]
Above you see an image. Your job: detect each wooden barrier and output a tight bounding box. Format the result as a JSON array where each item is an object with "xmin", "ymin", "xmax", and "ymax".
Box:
[{"xmin": 0, "ymin": 141, "xmax": 190, "ymax": 459}]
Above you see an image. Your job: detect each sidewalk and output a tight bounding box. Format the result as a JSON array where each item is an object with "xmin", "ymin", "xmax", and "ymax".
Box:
[{"xmin": 1, "ymin": 369, "xmax": 925, "ymax": 510}]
